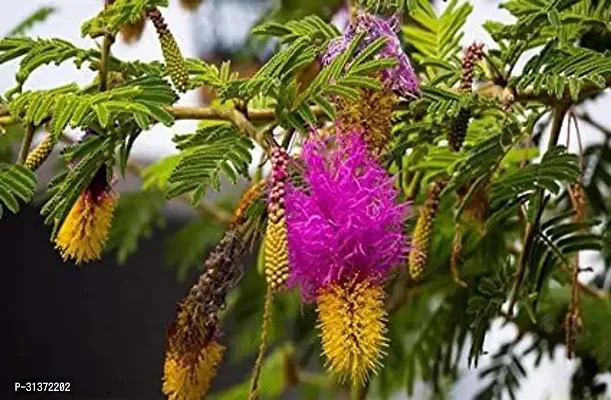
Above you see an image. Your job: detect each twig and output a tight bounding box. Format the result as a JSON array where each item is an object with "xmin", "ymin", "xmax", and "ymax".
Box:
[
  {"xmin": 576, "ymin": 112, "xmax": 611, "ymax": 141},
  {"xmin": 249, "ymin": 287, "xmax": 274, "ymax": 400},
  {"xmin": 167, "ymin": 105, "xmax": 325, "ymax": 123},
  {"xmin": 168, "ymin": 106, "xmax": 280, "ymax": 153},
  {"xmin": 98, "ymin": 33, "xmax": 114, "ymax": 92},
  {"xmin": 98, "ymin": 1, "xmax": 114, "ymax": 92},
  {"xmin": 18, "ymin": 124, "xmax": 36, "ymax": 165},
  {"xmin": 508, "ymin": 105, "xmax": 568, "ymax": 314}
]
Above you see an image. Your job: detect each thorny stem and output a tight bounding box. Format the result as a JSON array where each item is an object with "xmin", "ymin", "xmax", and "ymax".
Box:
[{"xmin": 18, "ymin": 124, "xmax": 36, "ymax": 165}]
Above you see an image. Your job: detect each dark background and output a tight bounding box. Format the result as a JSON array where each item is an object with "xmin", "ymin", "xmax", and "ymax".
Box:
[{"xmin": 0, "ymin": 206, "xmax": 248, "ymax": 399}]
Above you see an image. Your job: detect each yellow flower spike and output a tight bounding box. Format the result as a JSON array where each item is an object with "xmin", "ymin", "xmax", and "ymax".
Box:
[
  {"xmin": 163, "ymin": 340, "xmax": 225, "ymax": 400},
  {"xmin": 55, "ymin": 190, "xmax": 116, "ymax": 265},
  {"xmin": 316, "ymin": 278, "xmax": 388, "ymax": 385},
  {"xmin": 336, "ymin": 84, "xmax": 396, "ymax": 153}
]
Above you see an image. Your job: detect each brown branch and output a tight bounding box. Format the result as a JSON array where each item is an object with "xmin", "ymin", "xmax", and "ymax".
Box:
[{"xmin": 167, "ymin": 105, "xmax": 325, "ymax": 122}]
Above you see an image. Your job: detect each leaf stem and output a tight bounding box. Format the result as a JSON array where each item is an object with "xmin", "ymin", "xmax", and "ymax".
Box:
[{"xmin": 18, "ymin": 123, "xmax": 36, "ymax": 165}]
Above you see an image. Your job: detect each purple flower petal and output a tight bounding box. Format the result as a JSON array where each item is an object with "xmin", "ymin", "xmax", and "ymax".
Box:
[
  {"xmin": 286, "ymin": 131, "xmax": 410, "ymax": 300},
  {"xmin": 322, "ymin": 12, "xmax": 420, "ymax": 99}
]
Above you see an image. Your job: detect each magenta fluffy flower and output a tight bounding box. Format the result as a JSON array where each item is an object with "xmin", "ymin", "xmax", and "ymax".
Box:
[
  {"xmin": 286, "ymin": 131, "xmax": 409, "ymax": 300},
  {"xmin": 322, "ymin": 11, "xmax": 420, "ymax": 99}
]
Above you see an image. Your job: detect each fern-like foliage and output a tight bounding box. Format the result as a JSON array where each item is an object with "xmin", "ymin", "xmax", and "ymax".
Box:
[
  {"xmin": 7, "ymin": 6, "xmax": 57, "ymax": 37},
  {"xmin": 8, "ymin": 77, "xmax": 176, "ymax": 139},
  {"xmin": 165, "ymin": 123, "xmax": 254, "ymax": 205},
  {"xmin": 403, "ymin": 0, "xmax": 472, "ymax": 80},
  {"xmin": 489, "ymin": 146, "xmax": 580, "ymax": 219},
  {"xmin": 528, "ymin": 213, "xmax": 604, "ymax": 301},
  {"xmin": 252, "ymin": 15, "xmax": 339, "ymax": 45},
  {"xmin": 81, "ymin": 0, "xmax": 168, "ymax": 37},
  {"xmin": 0, "ymin": 163, "xmax": 36, "ymax": 219},
  {"xmin": 0, "ymin": 38, "xmax": 92, "ymax": 90},
  {"xmin": 511, "ymin": 43, "xmax": 611, "ymax": 101},
  {"xmin": 475, "ymin": 339, "xmax": 528, "ymax": 400}
]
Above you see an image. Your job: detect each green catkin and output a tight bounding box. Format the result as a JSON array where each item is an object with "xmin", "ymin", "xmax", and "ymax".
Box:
[
  {"xmin": 408, "ymin": 180, "xmax": 446, "ymax": 281},
  {"xmin": 448, "ymin": 43, "xmax": 484, "ymax": 152},
  {"xmin": 146, "ymin": 7, "xmax": 188, "ymax": 93},
  {"xmin": 25, "ymin": 134, "xmax": 54, "ymax": 170}
]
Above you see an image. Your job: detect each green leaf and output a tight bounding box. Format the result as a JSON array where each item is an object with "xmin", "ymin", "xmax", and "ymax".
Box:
[{"xmin": 0, "ymin": 163, "xmax": 37, "ymax": 218}]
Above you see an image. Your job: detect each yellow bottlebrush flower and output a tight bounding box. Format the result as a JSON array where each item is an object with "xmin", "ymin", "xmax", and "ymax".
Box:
[
  {"xmin": 163, "ymin": 300, "xmax": 224, "ymax": 400},
  {"xmin": 317, "ymin": 278, "xmax": 388, "ymax": 385},
  {"xmin": 55, "ymin": 188, "xmax": 116, "ymax": 265},
  {"xmin": 336, "ymin": 84, "xmax": 395, "ymax": 153},
  {"xmin": 163, "ymin": 340, "xmax": 225, "ymax": 400}
]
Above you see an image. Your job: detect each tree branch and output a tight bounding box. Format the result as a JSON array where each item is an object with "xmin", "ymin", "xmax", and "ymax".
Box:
[
  {"xmin": 167, "ymin": 105, "xmax": 325, "ymax": 123},
  {"xmin": 508, "ymin": 104, "xmax": 568, "ymax": 315}
]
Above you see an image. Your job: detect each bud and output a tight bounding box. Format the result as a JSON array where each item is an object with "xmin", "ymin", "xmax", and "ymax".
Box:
[
  {"xmin": 408, "ymin": 180, "xmax": 446, "ymax": 280},
  {"xmin": 264, "ymin": 147, "xmax": 290, "ymax": 291},
  {"xmin": 25, "ymin": 134, "xmax": 55, "ymax": 170},
  {"xmin": 147, "ymin": 7, "xmax": 189, "ymax": 92}
]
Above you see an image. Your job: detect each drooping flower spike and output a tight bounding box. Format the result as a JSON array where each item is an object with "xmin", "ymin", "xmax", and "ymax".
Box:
[
  {"xmin": 163, "ymin": 229, "xmax": 244, "ymax": 400},
  {"xmin": 54, "ymin": 163, "xmax": 117, "ymax": 265},
  {"xmin": 286, "ymin": 130, "xmax": 409, "ymax": 384}
]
